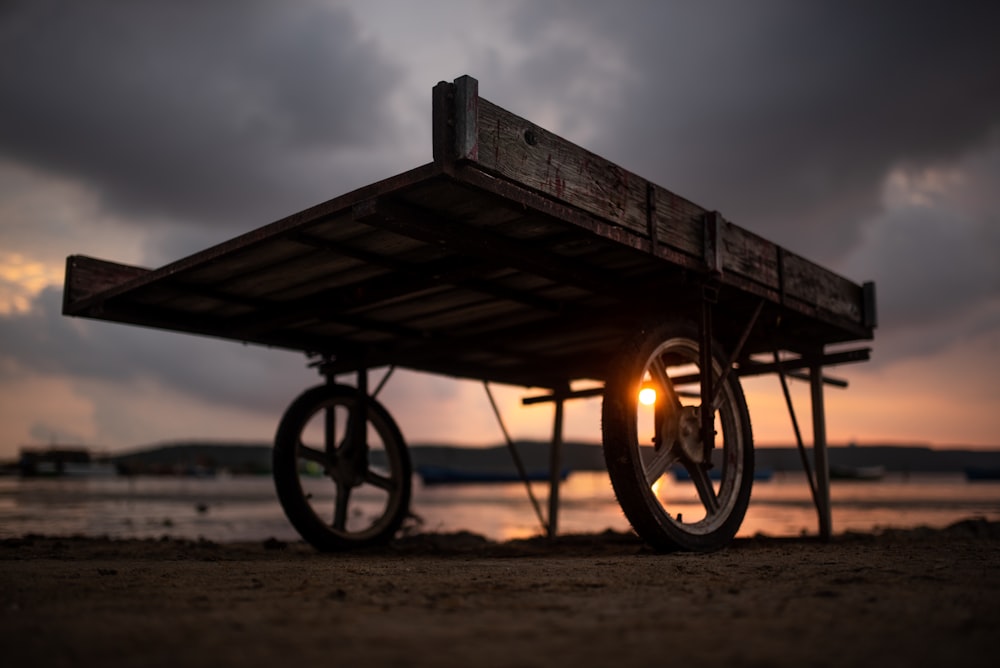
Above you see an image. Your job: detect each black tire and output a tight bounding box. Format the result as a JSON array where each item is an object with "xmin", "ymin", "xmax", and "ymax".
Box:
[
  {"xmin": 273, "ymin": 384, "xmax": 411, "ymax": 551},
  {"xmin": 602, "ymin": 318, "xmax": 753, "ymax": 552}
]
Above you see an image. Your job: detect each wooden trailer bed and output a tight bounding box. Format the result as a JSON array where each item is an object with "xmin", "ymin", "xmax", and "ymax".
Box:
[{"xmin": 63, "ymin": 76, "xmax": 876, "ymax": 551}]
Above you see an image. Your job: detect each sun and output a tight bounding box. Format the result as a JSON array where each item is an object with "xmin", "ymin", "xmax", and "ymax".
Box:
[{"xmin": 638, "ymin": 387, "xmax": 657, "ymax": 406}]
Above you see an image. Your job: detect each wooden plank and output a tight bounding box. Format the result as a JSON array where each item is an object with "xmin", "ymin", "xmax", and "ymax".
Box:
[
  {"xmin": 63, "ymin": 256, "xmax": 149, "ymax": 314},
  {"xmin": 352, "ymin": 197, "xmax": 628, "ymax": 298},
  {"xmin": 439, "ymin": 80, "xmax": 782, "ymax": 289},
  {"xmin": 652, "ymin": 185, "xmax": 704, "ymax": 259},
  {"xmin": 736, "ymin": 348, "xmax": 871, "ymax": 377},
  {"xmin": 476, "ymin": 97, "xmax": 651, "ymax": 239},
  {"xmin": 722, "ymin": 222, "xmax": 780, "ymax": 289},
  {"xmin": 455, "ymin": 91, "xmax": 709, "ymax": 265},
  {"xmin": 782, "ymin": 251, "xmax": 864, "ymax": 324},
  {"xmin": 66, "ymin": 164, "xmax": 442, "ymax": 315},
  {"xmin": 863, "ymin": 281, "xmax": 878, "ymax": 329},
  {"xmin": 472, "ymin": 97, "xmax": 791, "ymax": 297},
  {"xmin": 436, "ymin": 76, "xmax": 868, "ymax": 329},
  {"xmin": 452, "ymin": 164, "xmax": 701, "ymax": 275}
]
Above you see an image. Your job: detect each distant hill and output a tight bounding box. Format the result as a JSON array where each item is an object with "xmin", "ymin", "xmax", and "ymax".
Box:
[
  {"xmin": 107, "ymin": 440, "xmax": 1000, "ymax": 476},
  {"xmin": 109, "ymin": 440, "xmax": 606, "ymax": 475},
  {"xmin": 113, "ymin": 441, "xmax": 273, "ymax": 475},
  {"xmin": 755, "ymin": 444, "xmax": 1000, "ymax": 473}
]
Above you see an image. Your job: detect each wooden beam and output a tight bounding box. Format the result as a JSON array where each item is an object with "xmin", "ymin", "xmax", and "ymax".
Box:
[
  {"xmin": 736, "ymin": 348, "xmax": 871, "ymax": 378},
  {"xmin": 352, "ymin": 197, "xmax": 627, "ymax": 298},
  {"xmin": 703, "ymin": 211, "xmax": 723, "ymax": 277},
  {"xmin": 811, "ymin": 363, "xmax": 832, "ymax": 540},
  {"xmin": 63, "ymin": 256, "xmax": 149, "ymax": 315},
  {"xmin": 291, "ymin": 234, "xmax": 568, "ymax": 314}
]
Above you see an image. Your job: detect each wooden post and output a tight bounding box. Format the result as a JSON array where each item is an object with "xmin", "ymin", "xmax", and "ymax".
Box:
[
  {"xmin": 431, "ymin": 75, "xmax": 479, "ymax": 168},
  {"xmin": 703, "ymin": 211, "xmax": 724, "ymax": 278},
  {"xmin": 810, "ymin": 362, "xmax": 832, "ymax": 540},
  {"xmin": 548, "ymin": 391, "xmax": 566, "ymax": 540},
  {"xmin": 431, "ymin": 80, "xmax": 454, "ymax": 169},
  {"xmin": 453, "ymin": 75, "xmax": 479, "ymax": 161}
]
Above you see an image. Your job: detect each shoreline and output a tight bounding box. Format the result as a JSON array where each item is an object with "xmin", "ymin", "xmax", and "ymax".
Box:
[
  {"xmin": 3, "ymin": 519, "xmax": 998, "ymax": 667},
  {"xmin": 4, "ymin": 515, "xmax": 1000, "ymax": 553}
]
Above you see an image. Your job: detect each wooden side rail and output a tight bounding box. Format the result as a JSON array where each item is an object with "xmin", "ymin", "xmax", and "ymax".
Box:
[
  {"xmin": 433, "ymin": 75, "xmax": 875, "ymax": 332},
  {"xmin": 63, "ymin": 255, "xmax": 150, "ymax": 315}
]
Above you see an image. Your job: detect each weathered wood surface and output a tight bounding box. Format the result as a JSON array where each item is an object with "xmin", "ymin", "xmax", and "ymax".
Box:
[
  {"xmin": 62, "ymin": 76, "xmax": 873, "ymax": 388},
  {"xmin": 436, "ymin": 75, "xmax": 872, "ymax": 329},
  {"xmin": 63, "ymin": 256, "xmax": 148, "ymax": 311}
]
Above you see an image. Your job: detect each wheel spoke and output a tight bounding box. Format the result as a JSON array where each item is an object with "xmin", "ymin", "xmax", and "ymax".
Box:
[
  {"xmin": 364, "ymin": 468, "xmax": 396, "ymax": 492},
  {"xmin": 650, "ymin": 357, "xmax": 682, "ymax": 411},
  {"xmin": 650, "ymin": 357, "xmax": 682, "ymax": 456},
  {"xmin": 687, "ymin": 464, "xmax": 720, "ymax": 515},
  {"xmin": 645, "ymin": 445, "xmax": 681, "ymax": 486},
  {"xmin": 298, "ymin": 443, "xmax": 329, "ymax": 466}
]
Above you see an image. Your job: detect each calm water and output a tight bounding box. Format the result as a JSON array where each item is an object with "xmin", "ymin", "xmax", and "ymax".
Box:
[{"xmin": 1, "ymin": 471, "xmax": 998, "ymax": 544}]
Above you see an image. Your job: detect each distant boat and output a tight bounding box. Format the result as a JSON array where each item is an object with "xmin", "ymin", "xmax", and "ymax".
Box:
[
  {"xmin": 671, "ymin": 466, "xmax": 774, "ymax": 482},
  {"xmin": 18, "ymin": 447, "xmax": 116, "ymax": 478},
  {"xmin": 829, "ymin": 465, "xmax": 886, "ymax": 481},
  {"xmin": 416, "ymin": 465, "xmax": 570, "ymax": 486},
  {"xmin": 963, "ymin": 467, "xmax": 1000, "ymax": 481}
]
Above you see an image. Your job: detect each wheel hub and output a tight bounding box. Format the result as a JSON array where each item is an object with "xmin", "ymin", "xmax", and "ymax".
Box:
[
  {"xmin": 661, "ymin": 405, "xmax": 705, "ymax": 464},
  {"xmin": 331, "ymin": 445, "xmax": 367, "ymax": 487}
]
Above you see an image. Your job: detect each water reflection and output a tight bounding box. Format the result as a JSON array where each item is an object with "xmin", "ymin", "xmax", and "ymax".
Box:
[{"xmin": 1, "ymin": 471, "xmax": 998, "ymax": 544}]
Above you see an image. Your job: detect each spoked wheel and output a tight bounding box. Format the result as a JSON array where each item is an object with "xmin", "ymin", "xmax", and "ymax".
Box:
[
  {"xmin": 602, "ymin": 319, "xmax": 754, "ymax": 552},
  {"xmin": 273, "ymin": 384, "xmax": 411, "ymax": 551}
]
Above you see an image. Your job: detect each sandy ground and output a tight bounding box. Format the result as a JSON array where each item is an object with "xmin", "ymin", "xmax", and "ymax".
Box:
[{"xmin": 2, "ymin": 520, "xmax": 998, "ymax": 668}]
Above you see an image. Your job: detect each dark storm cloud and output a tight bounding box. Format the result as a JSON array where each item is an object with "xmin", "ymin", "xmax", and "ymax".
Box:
[
  {"xmin": 2, "ymin": 0, "xmax": 998, "ymax": 434},
  {"xmin": 1, "ymin": 288, "xmax": 312, "ymax": 412},
  {"xmin": 0, "ymin": 0, "xmax": 401, "ymax": 232},
  {"xmin": 861, "ymin": 207, "xmax": 998, "ymax": 322},
  {"xmin": 506, "ymin": 0, "xmax": 1000, "ymax": 262}
]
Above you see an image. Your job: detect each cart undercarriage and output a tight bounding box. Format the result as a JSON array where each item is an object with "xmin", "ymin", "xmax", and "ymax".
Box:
[{"xmin": 64, "ymin": 76, "xmax": 875, "ymax": 551}]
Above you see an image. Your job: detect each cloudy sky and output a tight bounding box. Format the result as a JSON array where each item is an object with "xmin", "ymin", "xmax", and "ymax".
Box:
[{"xmin": 1, "ymin": 0, "xmax": 999, "ymax": 459}]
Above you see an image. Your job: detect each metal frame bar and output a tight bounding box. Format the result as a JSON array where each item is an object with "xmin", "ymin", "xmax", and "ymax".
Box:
[
  {"xmin": 772, "ymin": 351, "xmax": 821, "ymax": 521},
  {"xmin": 761, "ymin": 346, "xmax": 868, "ymax": 540},
  {"xmin": 483, "ymin": 382, "xmax": 550, "ymax": 536},
  {"xmin": 699, "ymin": 289, "xmax": 717, "ymax": 464}
]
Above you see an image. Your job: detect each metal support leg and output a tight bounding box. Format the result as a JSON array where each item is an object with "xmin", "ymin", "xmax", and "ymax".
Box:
[
  {"xmin": 810, "ymin": 363, "xmax": 832, "ymax": 540},
  {"xmin": 548, "ymin": 391, "xmax": 566, "ymax": 540},
  {"xmin": 372, "ymin": 365, "xmax": 395, "ymax": 398},
  {"xmin": 699, "ymin": 291, "xmax": 716, "ymax": 464},
  {"xmin": 773, "ymin": 351, "xmax": 820, "ymax": 512},
  {"xmin": 483, "ymin": 382, "xmax": 549, "ymax": 535}
]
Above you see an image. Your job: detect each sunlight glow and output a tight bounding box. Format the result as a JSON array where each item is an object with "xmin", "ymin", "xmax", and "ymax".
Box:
[
  {"xmin": 883, "ymin": 165, "xmax": 964, "ymax": 209},
  {"xmin": 638, "ymin": 387, "xmax": 657, "ymax": 406},
  {"xmin": 0, "ymin": 252, "xmax": 63, "ymax": 314}
]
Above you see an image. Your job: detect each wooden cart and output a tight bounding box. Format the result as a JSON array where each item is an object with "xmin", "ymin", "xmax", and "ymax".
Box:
[{"xmin": 63, "ymin": 76, "xmax": 876, "ymax": 552}]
